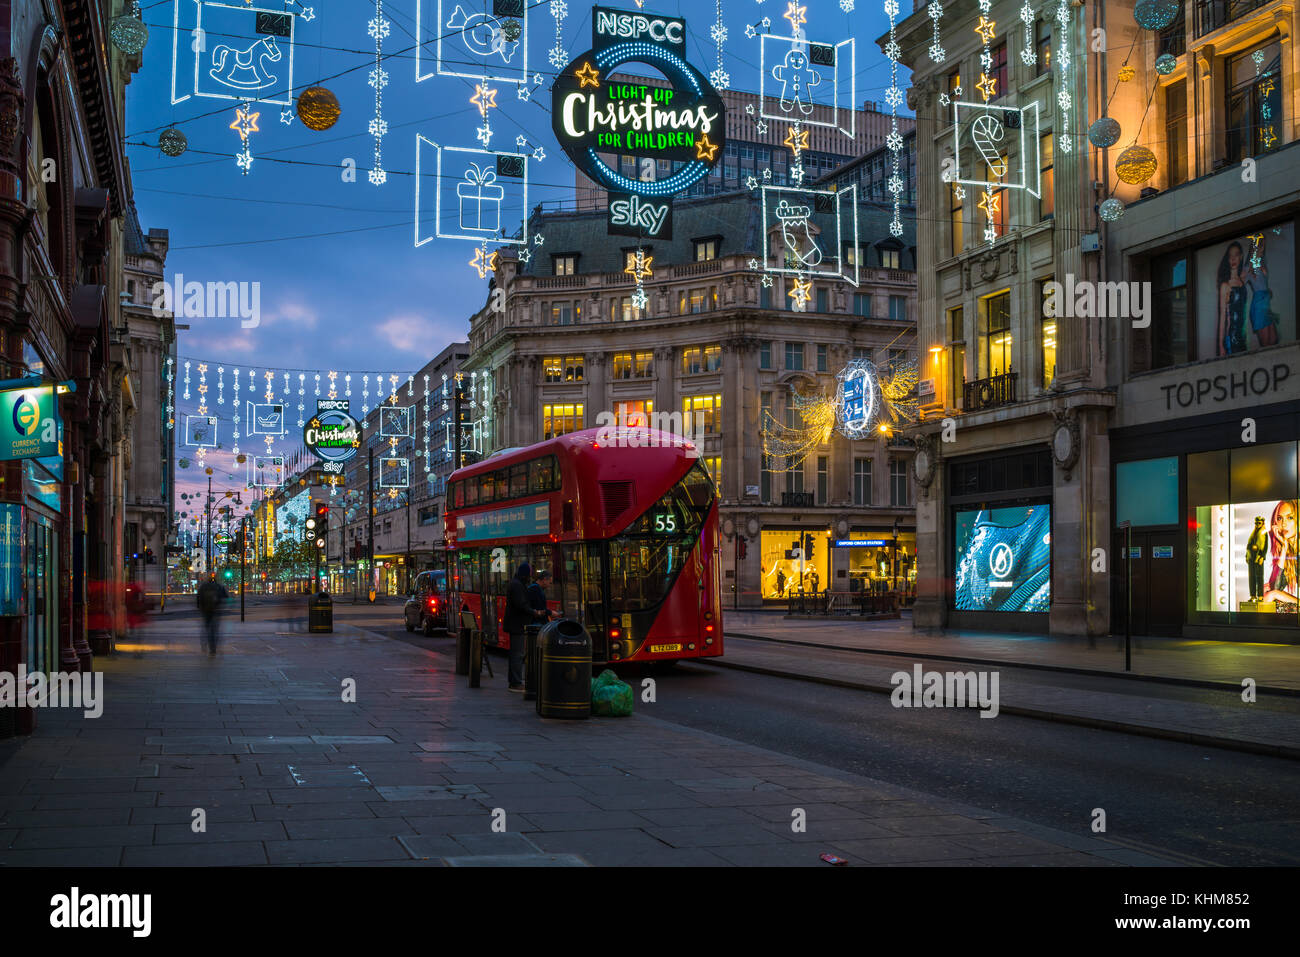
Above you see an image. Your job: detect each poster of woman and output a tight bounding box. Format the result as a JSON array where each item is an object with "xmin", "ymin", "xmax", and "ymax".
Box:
[
  {"xmin": 1196, "ymin": 223, "xmax": 1294, "ymax": 358},
  {"xmin": 1264, "ymin": 499, "xmax": 1298, "ymax": 610}
]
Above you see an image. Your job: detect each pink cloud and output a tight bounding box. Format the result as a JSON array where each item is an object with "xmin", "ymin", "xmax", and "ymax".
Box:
[{"xmin": 375, "ymin": 314, "xmax": 427, "ymax": 350}]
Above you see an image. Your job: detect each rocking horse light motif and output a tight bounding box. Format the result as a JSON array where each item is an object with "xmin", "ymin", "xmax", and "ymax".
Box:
[
  {"xmin": 172, "ymin": 0, "xmax": 301, "ymax": 106},
  {"xmin": 209, "ymin": 34, "xmax": 282, "ymax": 92}
]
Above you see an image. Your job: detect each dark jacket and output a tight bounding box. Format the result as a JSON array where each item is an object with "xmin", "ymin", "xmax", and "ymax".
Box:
[
  {"xmin": 526, "ymin": 581, "xmax": 548, "ymax": 612},
  {"xmin": 197, "ymin": 580, "xmax": 227, "ymax": 616},
  {"xmin": 504, "ymin": 573, "xmax": 535, "ymax": 633}
]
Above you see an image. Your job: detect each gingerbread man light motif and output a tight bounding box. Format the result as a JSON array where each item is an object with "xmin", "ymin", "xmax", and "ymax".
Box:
[{"xmin": 772, "ymin": 47, "xmax": 822, "ymax": 116}]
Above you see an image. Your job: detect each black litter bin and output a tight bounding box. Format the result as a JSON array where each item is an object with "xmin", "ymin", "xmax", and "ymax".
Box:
[
  {"xmin": 308, "ymin": 591, "xmax": 333, "ymax": 633},
  {"xmin": 535, "ymin": 618, "xmax": 591, "ymax": 719}
]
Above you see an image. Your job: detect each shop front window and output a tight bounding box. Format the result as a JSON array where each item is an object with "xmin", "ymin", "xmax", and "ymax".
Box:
[
  {"xmin": 845, "ymin": 533, "xmax": 916, "ymax": 594},
  {"xmin": 759, "ymin": 529, "xmax": 829, "ymax": 599},
  {"xmin": 1188, "ymin": 442, "xmax": 1299, "ymax": 621}
]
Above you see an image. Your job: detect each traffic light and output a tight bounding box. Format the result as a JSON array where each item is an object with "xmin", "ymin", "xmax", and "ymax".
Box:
[
  {"xmin": 803, "ymin": 533, "xmax": 815, "ymax": 561},
  {"xmin": 143, "ymin": 547, "xmax": 155, "ymax": 564},
  {"xmin": 315, "ymin": 503, "xmax": 330, "ymax": 521},
  {"xmin": 737, "ymin": 535, "xmax": 747, "ymax": 560}
]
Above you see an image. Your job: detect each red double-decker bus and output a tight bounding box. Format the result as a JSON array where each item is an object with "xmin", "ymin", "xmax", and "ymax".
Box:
[{"xmin": 443, "ymin": 427, "xmax": 723, "ymax": 664}]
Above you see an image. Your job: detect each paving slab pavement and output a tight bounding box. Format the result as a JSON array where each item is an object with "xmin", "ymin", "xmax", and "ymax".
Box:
[{"xmin": 0, "ymin": 614, "xmax": 1179, "ymax": 867}]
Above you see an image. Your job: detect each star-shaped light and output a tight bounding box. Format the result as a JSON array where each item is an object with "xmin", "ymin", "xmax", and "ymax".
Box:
[
  {"xmin": 983, "ymin": 225, "xmax": 997, "ymax": 242},
  {"xmin": 695, "ymin": 134, "xmax": 720, "ymax": 162},
  {"xmin": 746, "ymin": 103, "xmax": 755, "ymax": 115},
  {"xmin": 471, "ymin": 82, "xmax": 498, "ymax": 116},
  {"xmin": 518, "ymin": 248, "xmax": 532, "ymax": 264},
  {"xmin": 468, "ymin": 246, "xmax": 500, "ymax": 278},
  {"xmin": 939, "ymin": 92, "xmax": 951, "ymax": 107},
  {"xmin": 280, "ymin": 108, "xmax": 295, "ymax": 125},
  {"xmin": 953, "ymin": 185, "xmax": 965, "ymax": 200},
  {"xmin": 761, "ymin": 275, "xmax": 774, "ymax": 288},
  {"xmin": 974, "ymin": 15, "xmax": 996, "ymax": 44},
  {"xmin": 788, "ymin": 276, "xmax": 812, "ymax": 309},
  {"xmin": 749, "ymin": 258, "xmax": 761, "ymax": 270},
  {"xmin": 516, "ymin": 134, "xmax": 528, "ymax": 150},
  {"xmin": 624, "ymin": 251, "xmax": 653, "ymax": 281},
  {"xmin": 756, "ymin": 120, "xmax": 768, "ymax": 134},
  {"xmin": 1248, "ymin": 232, "xmax": 1264, "ymax": 245},
  {"xmin": 977, "ymin": 189, "xmax": 1000, "ymax": 219},
  {"xmin": 1259, "ymin": 78, "xmax": 1276, "ymax": 98},
  {"xmin": 784, "ymin": 126, "xmax": 810, "ymax": 154},
  {"xmin": 783, "ymin": 2, "xmax": 806, "ymax": 31},
  {"xmin": 574, "ymin": 60, "xmax": 601, "ymax": 89},
  {"xmin": 761, "ymin": 16, "xmax": 771, "ymax": 29},
  {"xmin": 230, "ymin": 106, "xmax": 260, "ymax": 140},
  {"xmin": 745, "ymin": 23, "xmax": 757, "ymax": 38},
  {"xmin": 517, "ymin": 85, "xmax": 532, "ymax": 101},
  {"xmin": 976, "ymin": 72, "xmax": 997, "ymax": 101},
  {"xmin": 1261, "ymin": 126, "xmax": 1278, "ymax": 148},
  {"xmin": 532, "ymin": 146, "xmax": 546, "ymax": 162},
  {"xmin": 297, "ymin": 5, "xmax": 314, "ymax": 20},
  {"xmin": 746, "ymin": 174, "xmax": 758, "ymax": 190},
  {"xmin": 476, "ymin": 124, "xmax": 493, "ymax": 147},
  {"xmin": 235, "ymin": 148, "xmax": 253, "ymax": 172},
  {"xmin": 762, "ymin": 168, "xmax": 772, "ymax": 181},
  {"xmin": 534, "ymin": 233, "xmax": 544, "ymax": 246},
  {"xmin": 534, "ymin": 73, "xmax": 544, "ymax": 85},
  {"xmin": 631, "ymin": 287, "xmax": 649, "ymax": 310}
]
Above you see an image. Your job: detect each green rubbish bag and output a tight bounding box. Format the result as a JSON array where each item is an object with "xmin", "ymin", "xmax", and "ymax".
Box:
[{"xmin": 591, "ymin": 669, "xmax": 634, "ymax": 717}]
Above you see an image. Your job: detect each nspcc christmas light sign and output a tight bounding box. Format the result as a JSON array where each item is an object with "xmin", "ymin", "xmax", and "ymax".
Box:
[{"xmin": 552, "ymin": 6, "xmax": 726, "ymax": 200}]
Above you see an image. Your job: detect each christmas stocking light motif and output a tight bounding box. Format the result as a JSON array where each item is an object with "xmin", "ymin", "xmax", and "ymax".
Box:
[{"xmin": 776, "ymin": 200, "xmax": 823, "ymax": 268}]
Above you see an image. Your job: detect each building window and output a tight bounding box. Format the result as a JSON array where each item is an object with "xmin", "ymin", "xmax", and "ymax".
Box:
[
  {"xmin": 853, "ymin": 458, "xmax": 872, "ymax": 506},
  {"xmin": 853, "ymin": 293, "xmax": 871, "ymax": 317},
  {"xmin": 680, "ymin": 288, "xmax": 708, "ymax": 314},
  {"xmin": 761, "ymin": 392, "xmax": 773, "ymax": 502},
  {"xmin": 1226, "ymin": 39, "xmax": 1282, "ymax": 164},
  {"xmin": 612, "ymin": 350, "xmax": 654, "ymax": 379},
  {"xmin": 1038, "ymin": 277, "xmax": 1056, "ymax": 391},
  {"xmin": 617, "ymin": 296, "xmax": 644, "ymax": 321},
  {"xmin": 950, "ymin": 183, "xmax": 964, "ymax": 257},
  {"xmin": 1158, "ymin": 3, "xmax": 1185, "ymax": 56},
  {"xmin": 693, "ymin": 238, "xmax": 718, "ymax": 261},
  {"xmin": 816, "ymin": 287, "xmax": 828, "ymax": 313},
  {"xmin": 759, "ymin": 341, "xmax": 772, "ymax": 369},
  {"xmin": 785, "ymin": 464, "xmax": 805, "ymax": 496},
  {"xmin": 683, "ymin": 394, "xmax": 722, "ymax": 434},
  {"xmin": 948, "ymin": 305, "xmax": 965, "ymax": 409},
  {"xmin": 784, "ymin": 342, "xmax": 804, "ymax": 370},
  {"xmin": 418, "ymin": 505, "xmax": 439, "ymax": 526},
  {"xmin": 991, "ymin": 40, "xmax": 1008, "ymax": 100},
  {"xmin": 880, "ymin": 248, "xmax": 901, "ymax": 269},
  {"xmin": 542, "ymin": 403, "xmax": 583, "ymax": 439},
  {"xmin": 542, "ymin": 356, "xmax": 563, "ymax": 383},
  {"xmin": 1150, "ymin": 252, "xmax": 1188, "ymax": 370},
  {"xmin": 681, "ymin": 345, "xmax": 720, "ymax": 375},
  {"xmin": 1039, "ymin": 133, "xmax": 1054, "ymax": 219},
  {"xmin": 1165, "ymin": 80, "xmax": 1188, "ymax": 186},
  {"xmin": 983, "ymin": 154, "xmax": 1008, "ymax": 237},
  {"xmin": 564, "ymin": 355, "xmax": 584, "ymax": 382},
  {"xmin": 1036, "ymin": 18, "xmax": 1051, "ymax": 73},
  {"xmin": 889, "ymin": 296, "xmax": 907, "ymax": 321},
  {"xmin": 844, "ymin": 242, "xmax": 870, "ymax": 266},
  {"xmin": 889, "ymin": 460, "xmax": 910, "ymax": 507},
  {"xmin": 552, "ymin": 254, "xmax": 577, "ymax": 276},
  {"xmin": 979, "ymin": 290, "xmax": 1013, "ymax": 377},
  {"xmin": 816, "ymin": 456, "xmax": 829, "ymax": 504},
  {"xmin": 761, "ymin": 284, "xmax": 772, "ymax": 309},
  {"xmin": 816, "ymin": 344, "xmax": 828, "ymax": 372},
  {"xmin": 550, "ymin": 302, "xmax": 580, "ymax": 325},
  {"xmin": 614, "ymin": 399, "xmax": 653, "ymax": 427},
  {"xmin": 703, "ymin": 456, "xmax": 722, "ymax": 490},
  {"xmin": 623, "ymin": 248, "xmax": 651, "ymax": 272}
]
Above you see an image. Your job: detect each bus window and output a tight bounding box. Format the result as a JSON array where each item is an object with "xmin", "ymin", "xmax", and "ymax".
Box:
[
  {"xmin": 465, "ymin": 479, "xmax": 479, "ymax": 507},
  {"xmin": 452, "ymin": 481, "xmax": 464, "ymax": 509},
  {"xmin": 478, "ymin": 473, "xmax": 493, "ymax": 504},
  {"xmin": 583, "ymin": 542, "xmax": 605, "ymax": 634},
  {"xmin": 509, "ymin": 464, "xmax": 529, "ymax": 499},
  {"xmin": 531, "ymin": 456, "xmax": 555, "ymax": 494},
  {"xmin": 559, "ymin": 544, "xmax": 583, "ymax": 619},
  {"xmin": 608, "ymin": 539, "xmax": 689, "ymax": 611},
  {"xmin": 487, "ymin": 544, "xmax": 512, "ymax": 597}
]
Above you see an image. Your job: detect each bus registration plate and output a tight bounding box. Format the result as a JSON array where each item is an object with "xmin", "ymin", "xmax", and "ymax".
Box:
[{"xmin": 649, "ymin": 643, "xmax": 682, "ymax": 654}]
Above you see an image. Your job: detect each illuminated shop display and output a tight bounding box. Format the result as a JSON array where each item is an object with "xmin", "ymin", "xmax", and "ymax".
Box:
[
  {"xmin": 759, "ymin": 529, "xmax": 829, "ymax": 600},
  {"xmin": 1188, "ymin": 443, "xmax": 1298, "ymax": 620},
  {"xmin": 954, "ymin": 504, "xmax": 1050, "ymax": 612}
]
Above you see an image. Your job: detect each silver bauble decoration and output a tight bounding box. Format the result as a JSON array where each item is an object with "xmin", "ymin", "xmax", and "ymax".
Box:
[
  {"xmin": 1155, "ymin": 54, "xmax": 1177, "ymax": 75},
  {"xmin": 110, "ymin": 13, "xmax": 149, "ymax": 55},
  {"xmin": 1099, "ymin": 198, "xmax": 1125, "ymax": 222},
  {"xmin": 1134, "ymin": 0, "xmax": 1180, "ymax": 30},
  {"xmin": 1088, "ymin": 117, "xmax": 1122, "ymax": 149},
  {"xmin": 159, "ymin": 127, "xmax": 188, "ymax": 157}
]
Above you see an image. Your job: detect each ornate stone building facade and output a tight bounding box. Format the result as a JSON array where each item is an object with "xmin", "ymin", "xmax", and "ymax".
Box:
[{"xmin": 465, "ymin": 191, "xmax": 920, "ymax": 606}]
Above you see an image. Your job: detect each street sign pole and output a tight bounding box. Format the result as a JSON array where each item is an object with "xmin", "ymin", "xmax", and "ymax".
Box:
[
  {"xmin": 367, "ymin": 446, "xmax": 375, "ymax": 603},
  {"xmin": 240, "ymin": 516, "xmax": 246, "ymax": 622},
  {"xmin": 1119, "ymin": 520, "xmax": 1132, "ymax": 672}
]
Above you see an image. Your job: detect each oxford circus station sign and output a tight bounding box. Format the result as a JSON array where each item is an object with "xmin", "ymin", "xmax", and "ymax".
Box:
[{"xmin": 553, "ymin": 6, "xmax": 725, "ymax": 236}]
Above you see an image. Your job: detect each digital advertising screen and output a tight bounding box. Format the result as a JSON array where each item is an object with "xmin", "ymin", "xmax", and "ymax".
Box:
[
  {"xmin": 1191, "ymin": 499, "xmax": 1298, "ymax": 614},
  {"xmin": 953, "ymin": 505, "xmax": 1051, "ymax": 612}
]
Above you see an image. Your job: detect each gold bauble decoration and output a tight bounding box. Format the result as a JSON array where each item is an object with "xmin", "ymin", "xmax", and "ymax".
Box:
[
  {"xmin": 296, "ymin": 86, "xmax": 341, "ymax": 131},
  {"xmin": 1115, "ymin": 145, "xmax": 1158, "ymax": 185},
  {"xmin": 1117, "ymin": 64, "xmax": 1136, "ymax": 82}
]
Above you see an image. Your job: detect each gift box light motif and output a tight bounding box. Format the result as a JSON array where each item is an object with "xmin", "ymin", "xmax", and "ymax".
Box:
[{"xmin": 457, "ymin": 163, "xmax": 504, "ymax": 233}]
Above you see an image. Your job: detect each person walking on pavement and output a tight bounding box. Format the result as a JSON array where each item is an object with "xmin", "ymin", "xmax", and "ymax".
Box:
[
  {"xmin": 504, "ymin": 563, "xmax": 547, "ymax": 692},
  {"xmin": 196, "ymin": 573, "xmax": 229, "ymax": 656},
  {"xmin": 527, "ymin": 568, "xmax": 558, "ymax": 621}
]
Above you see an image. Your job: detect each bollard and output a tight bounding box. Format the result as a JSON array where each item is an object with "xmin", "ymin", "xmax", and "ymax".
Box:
[
  {"xmin": 468, "ymin": 627, "xmax": 482, "ymax": 688},
  {"xmin": 523, "ymin": 624, "xmax": 541, "ymax": 701},
  {"xmin": 455, "ymin": 624, "xmax": 470, "ymax": 676}
]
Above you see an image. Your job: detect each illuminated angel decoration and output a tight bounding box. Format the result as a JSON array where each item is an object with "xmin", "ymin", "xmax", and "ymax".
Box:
[{"xmin": 761, "ymin": 388, "xmax": 837, "ymax": 471}]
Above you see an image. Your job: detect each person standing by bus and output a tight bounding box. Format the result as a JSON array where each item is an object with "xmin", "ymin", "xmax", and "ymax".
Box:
[
  {"xmin": 528, "ymin": 568, "xmax": 557, "ymax": 621},
  {"xmin": 505, "ymin": 563, "xmax": 546, "ymax": 692}
]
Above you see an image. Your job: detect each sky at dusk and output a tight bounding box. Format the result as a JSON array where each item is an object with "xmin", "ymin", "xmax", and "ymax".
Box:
[{"xmin": 130, "ymin": 0, "xmax": 907, "ymax": 520}]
